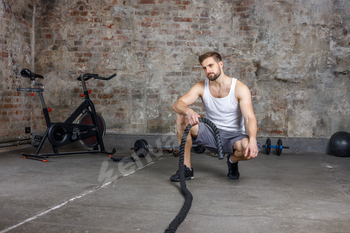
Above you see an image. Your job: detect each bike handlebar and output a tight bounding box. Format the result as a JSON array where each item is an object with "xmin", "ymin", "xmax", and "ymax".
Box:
[
  {"xmin": 17, "ymin": 69, "xmax": 116, "ymax": 93},
  {"xmin": 20, "ymin": 68, "xmax": 116, "ymax": 82},
  {"xmin": 77, "ymin": 73, "xmax": 116, "ymax": 81}
]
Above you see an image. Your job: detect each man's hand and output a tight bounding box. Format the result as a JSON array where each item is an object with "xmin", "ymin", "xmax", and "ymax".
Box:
[
  {"xmin": 244, "ymin": 138, "xmax": 259, "ymax": 160},
  {"xmin": 185, "ymin": 109, "xmax": 201, "ymax": 126}
]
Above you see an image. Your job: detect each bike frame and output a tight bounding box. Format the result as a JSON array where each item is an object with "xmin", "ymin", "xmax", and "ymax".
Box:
[{"xmin": 18, "ymin": 71, "xmax": 116, "ymax": 161}]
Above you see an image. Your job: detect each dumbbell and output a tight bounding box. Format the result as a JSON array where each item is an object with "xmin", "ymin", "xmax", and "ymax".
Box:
[
  {"xmin": 263, "ymin": 138, "xmax": 290, "ymax": 155},
  {"xmin": 131, "ymin": 139, "xmax": 179, "ymax": 157},
  {"xmin": 131, "ymin": 139, "xmax": 206, "ymax": 157},
  {"xmin": 152, "ymin": 147, "xmax": 180, "ymax": 157},
  {"xmin": 131, "ymin": 139, "xmax": 150, "ymax": 157}
]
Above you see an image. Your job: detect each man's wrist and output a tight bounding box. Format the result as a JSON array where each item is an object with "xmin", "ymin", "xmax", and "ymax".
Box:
[
  {"xmin": 185, "ymin": 109, "xmax": 192, "ymax": 115},
  {"xmin": 249, "ymin": 137, "xmax": 257, "ymax": 142}
]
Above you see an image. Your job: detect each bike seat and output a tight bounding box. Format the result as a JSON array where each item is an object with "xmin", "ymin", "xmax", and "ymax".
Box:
[{"xmin": 21, "ymin": 68, "xmax": 44, "ymax": 81}]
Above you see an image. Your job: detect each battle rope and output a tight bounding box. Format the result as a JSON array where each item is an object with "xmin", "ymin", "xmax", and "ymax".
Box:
[{"xmin": 165, "ymin": 118, "xmax": 224, "ymax": 233}]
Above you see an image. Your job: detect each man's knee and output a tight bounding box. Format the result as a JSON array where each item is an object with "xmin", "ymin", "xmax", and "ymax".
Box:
[
  {"xmin": 176, "ymin": 114, "xmax": 199, "ymax": 139},
  {"xmin": 234, "ymin": 138, "xmax": 249, "ymax": 155},
  {"xmin": 189, "ymin": 124, "xmax": 199, "ymax": 139}
]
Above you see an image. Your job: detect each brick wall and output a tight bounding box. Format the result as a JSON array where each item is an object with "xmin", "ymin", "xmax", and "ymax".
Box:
[
  {"xmin": 0, "ymin": 1, "xmax": 33, "ymax": 143},
  {"xmin": 1, "ymin": 0, "xmax": 349, "ymax": 143}
]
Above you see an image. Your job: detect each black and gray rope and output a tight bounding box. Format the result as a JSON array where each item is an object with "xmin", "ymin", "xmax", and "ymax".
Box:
[{"xmin": 165, "ymin": 118, "xmax": 223, "ymax": 233}]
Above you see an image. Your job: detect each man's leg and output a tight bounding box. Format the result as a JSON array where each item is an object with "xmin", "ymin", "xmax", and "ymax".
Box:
[
  {"xmin": 230, "ymin": 138, "xmax": 249, "ymax": 163},
  {"xmin": 175, "ymin": 114, "xmax": 199, "ymax": 169},
  {"xmin": 170, "ymin": 114, "xmax": 199, "ymax": 182},
  {"xmin": 226, "ymin": 138, "xmax": 249, "ymax": 180}
]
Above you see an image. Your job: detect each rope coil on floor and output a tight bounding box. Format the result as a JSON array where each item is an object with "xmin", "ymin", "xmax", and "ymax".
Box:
[{"xmin": 165, "ymin": 118, "xmax": 223, "ymax": 233}]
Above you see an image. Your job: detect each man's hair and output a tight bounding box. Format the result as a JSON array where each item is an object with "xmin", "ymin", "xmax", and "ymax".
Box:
[{"xmin": 198, "ymin": 51, "xmax": 222, "ymax": 65}]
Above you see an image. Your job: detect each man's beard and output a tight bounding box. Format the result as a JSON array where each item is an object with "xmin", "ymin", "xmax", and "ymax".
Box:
[{"xmin": 207, "ymin": 70, "xmax": 221, "ymax": 81}]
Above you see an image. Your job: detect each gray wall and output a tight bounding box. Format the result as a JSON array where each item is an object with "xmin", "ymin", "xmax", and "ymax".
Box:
[
  {"xmin": 0, "ymin": 1, "xmax": 33, "ymax": 143},
  {"xmin": 1, "ymin": 0, "xmax": 350, "ymax": 143}
]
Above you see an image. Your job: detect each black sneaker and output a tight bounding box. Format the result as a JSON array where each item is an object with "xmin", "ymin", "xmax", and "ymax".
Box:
[
  {"xmin": 226, "ymin": 155, "xmax": 240, "ymax": 180},
  {"xmin": 170, "ymin": 165, "xmax": 194, "ymax": 182}
]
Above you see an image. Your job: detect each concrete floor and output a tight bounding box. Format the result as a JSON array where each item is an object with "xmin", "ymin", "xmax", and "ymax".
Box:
[{"xmin": 0, "ymin": 144, "xmax": 350, "ymax": 233}]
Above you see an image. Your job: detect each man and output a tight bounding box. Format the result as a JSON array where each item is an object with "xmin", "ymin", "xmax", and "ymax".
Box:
[{"xmin": 171, "ymin": 51, "xmax": 261, "ymax": 181}]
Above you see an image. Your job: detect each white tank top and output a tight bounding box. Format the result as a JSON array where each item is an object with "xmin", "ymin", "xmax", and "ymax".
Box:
[{"xmin": 202, "ymin": 78, "xmax": 245, "ymax": 133}]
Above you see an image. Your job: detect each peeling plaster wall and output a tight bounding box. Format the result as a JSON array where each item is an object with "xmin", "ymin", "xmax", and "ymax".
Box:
[
  {"xmin": 1, "ymin": 0, "xmax": 349, "ymax": 143},
  {"xmin": 248, "ymin": 0, "xmax": 350, "ymax": 137},
  {"xmin": 0, "ymin": 0, "xmax": 33, "ymax": 142}
]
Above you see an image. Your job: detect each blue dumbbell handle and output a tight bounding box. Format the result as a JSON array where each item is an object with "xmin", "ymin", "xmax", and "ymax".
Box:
[{"xmin": 270, "ymin": 145, "xmax": 289, "ymax": 149}]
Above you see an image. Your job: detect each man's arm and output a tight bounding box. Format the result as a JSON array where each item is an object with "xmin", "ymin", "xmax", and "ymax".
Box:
[
  {"xmin": 173, "ymin": 81, "xmax": 205, "ymax": 126},
  {"xmin": 235, "ymin": 81, "xmax": 259, "ymax": 159}
]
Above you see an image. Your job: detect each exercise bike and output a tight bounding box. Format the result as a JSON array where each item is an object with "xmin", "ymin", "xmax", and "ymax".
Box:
[{"xmin": 17, "ymin": 68, "xmax": 117, "ymax": 161}]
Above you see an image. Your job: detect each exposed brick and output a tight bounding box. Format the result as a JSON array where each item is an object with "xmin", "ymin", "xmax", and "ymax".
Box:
[
  {"xmin": 240, "ymin": 25, "xmax": 252, "ymax": 31},
  {"xmin": 174, "ymin": 17, "xmax": 192, "ymax": 22},
  {"xmin": 70, "ymin": 11, "xmax": 79, "ymax": 16},
  {"xmin": 0, "ymin": 117, "xmax": 10, "ymax": 123},
  {"xmin": 201, "ymin": 30, "xmax": 212, "ymax": 35},
  {"xmin": 151, "ymin": 11, "xmax": 160, "ymax": 16},
  {"xmin": 187, "ymin": 41, "xmax": 204, "ymax": 47},
  {"xmin": 138, "ymin": 0, "xmax": 156, "ymax": 4},
  {"xmin": 235, "ymin": 6, "xmax": 250, "ymax": 12},
  {"xmin": 3, "ymin": 104, "xmax": 14, "ymax": 109},
  {"xmin": 76, "ymin": 17, "xmax": 90, "ymax": 23},
  {"xmin": 151, "ymin": 22, "xmax": 161, "ymax": 28},
  {"xmin": 78, "ymin": 58, "xmax": 88, "ymax": 62},
  {"xmin": 200, "ymin": 11, "xmax": 209, "ymax": 18},
  {"xmin": 141, "ymin": 22, "xmax": 151, "ymax": 28},
  {"xmin": 98, "ymin": 94, "xmax": 113, "ymax": 99}
]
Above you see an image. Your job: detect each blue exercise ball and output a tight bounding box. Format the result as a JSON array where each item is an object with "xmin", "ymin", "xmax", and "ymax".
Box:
[{"xmin": 329, "ymin": 131, "xmax": 350, "ymax": 157}]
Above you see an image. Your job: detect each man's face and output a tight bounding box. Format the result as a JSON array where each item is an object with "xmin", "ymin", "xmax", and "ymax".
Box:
[{"xmin": 201, "ymin": 57, "xmax": 223, "ymax": 81}]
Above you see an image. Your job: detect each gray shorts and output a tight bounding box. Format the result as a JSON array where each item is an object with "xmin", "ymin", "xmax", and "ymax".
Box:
[{"xmin": 192, "ymin": 122, "xmax": 258, "ymax": 154}]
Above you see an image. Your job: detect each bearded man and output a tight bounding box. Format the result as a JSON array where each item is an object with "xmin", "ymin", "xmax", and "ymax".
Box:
[{"xmin": 171, "ymin": 51, "xmax": 261, "ymax": 181}]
